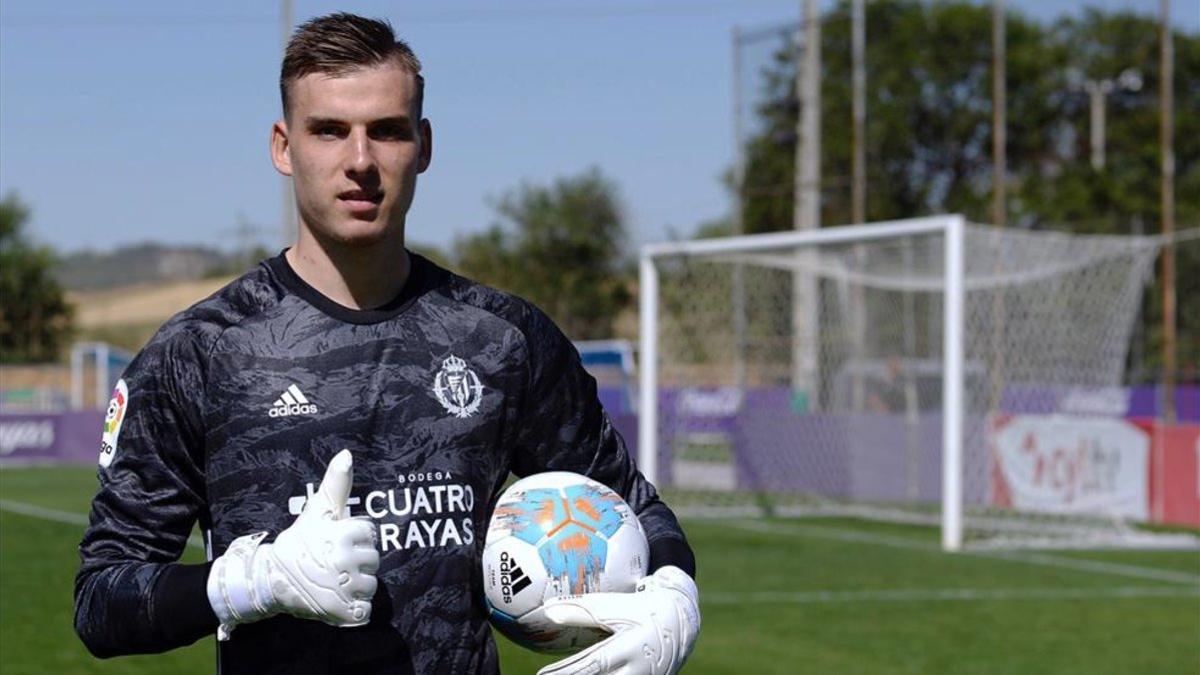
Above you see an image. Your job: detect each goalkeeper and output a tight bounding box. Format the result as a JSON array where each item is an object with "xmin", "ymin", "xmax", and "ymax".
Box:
[{"xmin": 74, "ymin": 12, "xmax": 698, "ymax": 675}]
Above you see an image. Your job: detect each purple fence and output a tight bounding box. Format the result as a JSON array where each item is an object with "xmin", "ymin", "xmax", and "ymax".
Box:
[
  {"xmin": 6, "ymin": 384, "xmax": 1192, "ymax": 475},
  {"xmin": 0, "ymin": 411, "xmax": 105, "ymax": 465}
]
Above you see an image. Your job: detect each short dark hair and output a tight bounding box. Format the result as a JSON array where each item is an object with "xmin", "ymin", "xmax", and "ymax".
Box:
[{"xmin": 280, "ymin": 13, "xmax": 424, "ymax": 119}]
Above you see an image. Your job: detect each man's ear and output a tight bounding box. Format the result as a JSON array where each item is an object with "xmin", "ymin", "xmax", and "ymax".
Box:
[
  {"xmin": 417, "ymin": 118, "xmax": 433, "ymax": 174},
  {"xmin": 271, "ymin": 119, "xmax": 293, "ymax": 177}
]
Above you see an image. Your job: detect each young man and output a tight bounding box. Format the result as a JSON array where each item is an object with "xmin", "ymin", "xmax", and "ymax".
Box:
[{"xmin": 74, "ymin": 13, "xmax": 699, "ymax": 675}]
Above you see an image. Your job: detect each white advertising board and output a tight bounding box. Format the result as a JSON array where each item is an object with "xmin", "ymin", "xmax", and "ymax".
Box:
[{"xmin": 991, "ymin": 415, "xmax": 1149, "ymax": 520}]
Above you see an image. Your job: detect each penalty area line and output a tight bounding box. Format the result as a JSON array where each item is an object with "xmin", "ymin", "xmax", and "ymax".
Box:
[
  {"xmin": 700, "ymin": 585, "xmax": 1200, "ymax": 605},
  {"xmin": 0, "ymin": 499, "xmax": 204, "ymax": 550},
  {"xmin": 716, "ymin": 519, "xmax": 1200, "ymax": 586}
]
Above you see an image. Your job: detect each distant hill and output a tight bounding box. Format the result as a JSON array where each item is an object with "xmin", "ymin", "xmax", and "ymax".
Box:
[
  {"xmin": 69, "ymin": 276, "xmax": 239, "ymax": 329},
  {"xmin": 54, "ymin": 243, "xmax": 262, "ymax": 290},
  {"xmin": 65, "ymin": 275, "xmax": 240, "ymax": 353}
]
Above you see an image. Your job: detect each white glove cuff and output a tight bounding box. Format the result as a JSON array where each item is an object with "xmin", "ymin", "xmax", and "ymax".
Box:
[
  {"xmin": 644, "ymin": 565, "xmax": 700, "ymax": 610},
  {"xmin": 646, "ymin": 564, "xmax": 702, "ymax": 661},
  {"xmin": 207, "ymin": 531, "xmax": 277, "ymax": 640}
]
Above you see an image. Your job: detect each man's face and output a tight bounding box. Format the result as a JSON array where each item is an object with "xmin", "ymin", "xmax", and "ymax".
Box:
[{"xmin": 272, "ymin": 62, "xmax": 431, "ymax": 247}]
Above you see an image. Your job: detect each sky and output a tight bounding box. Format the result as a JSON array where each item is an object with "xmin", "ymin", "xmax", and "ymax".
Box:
[{"xmin": 1, "ymin": 0, "xmax": 1196, "ymax": 257}]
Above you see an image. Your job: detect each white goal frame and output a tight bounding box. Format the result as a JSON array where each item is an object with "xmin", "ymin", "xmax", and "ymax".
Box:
[{"xmin": 638, "ymin": 215, "xmax": 968, "ymax": 550}]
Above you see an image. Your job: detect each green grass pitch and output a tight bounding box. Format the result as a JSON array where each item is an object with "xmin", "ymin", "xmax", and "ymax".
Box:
[{"xmin": 1, "ymin": 466, "xmax": 1197, "ymax": 674}]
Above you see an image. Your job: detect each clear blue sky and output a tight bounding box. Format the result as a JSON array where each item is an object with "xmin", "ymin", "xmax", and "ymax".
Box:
[{"xmin": 1, "ymin": 1, "xmax": 1196, "ymax": 256}]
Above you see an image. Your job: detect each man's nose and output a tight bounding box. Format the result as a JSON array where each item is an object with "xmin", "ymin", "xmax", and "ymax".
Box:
[{"xmin": 345, "ymin": 130, "xmax": 375, "ymax": 176}]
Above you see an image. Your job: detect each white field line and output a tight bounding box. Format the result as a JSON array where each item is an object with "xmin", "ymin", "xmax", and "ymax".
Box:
[
  {"xmin": 971, "ymin": 549, "xmax": 1200, "ymax": 587},
  {"xmin": 0, "ymin": 499, "xmax": 204, "ymax": 550},
  {"xmin": 718, "ymin": 520, "xmax": 1200, "ymax": 587},
  {"xmin": 701, "ymin": 586, "xmax": 1200, "ymax": 605},
  {"xmin": 728, "ymin": 519, "xmax": 934, "ymax": 551}
]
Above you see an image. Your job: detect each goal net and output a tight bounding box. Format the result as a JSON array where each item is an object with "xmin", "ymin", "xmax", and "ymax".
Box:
[{"xmin": 638, "ymin": 215, "xmax": 1197, "ymax": 551}]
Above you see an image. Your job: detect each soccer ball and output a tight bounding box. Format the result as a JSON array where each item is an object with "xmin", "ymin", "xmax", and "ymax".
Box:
[{"xmin": 482, "ymin": 471, "xmax": 649, "ymax": 653}]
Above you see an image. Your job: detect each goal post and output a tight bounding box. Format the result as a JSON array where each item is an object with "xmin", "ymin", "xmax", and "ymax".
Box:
[
  {"xmin": 640, "ymin": 215, "xmax": 967, "ymax": 548},
  {"xmin": 942, "ymin": 216, "xmax": 965, "ymax": 551},
  {"xmin": 638, "ymin": 215, "xmax": 1195, "ymax": 551}
]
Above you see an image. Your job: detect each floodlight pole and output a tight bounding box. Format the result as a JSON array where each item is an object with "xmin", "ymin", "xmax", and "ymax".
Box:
[
  {"xmin": 1160, "ymin": 0, "xmax": 1176, "ymax": 424},
  {"xmin": 851, "ymin": 0, "xmax": 866, "ymax": 225},
  {"xmin": 991, "ymin": 0, "xmax": 1006, "ymax": 229},
  {"xmin": 1081, "ymin": 70, "xmax": 1141, "ymax": 171},
  {"xmin": 987, "ymin": 0, "xmax": 1008, "ymax": 414},
  {"xmin": 849, "ymin": 0, "xmax": 868, "ymax": 411},
  {"xmin": 1085, "ymin": 79, "xmax": 1114, "ymax": 170},
  {"xmin": 792, "ymin": 0, "xmax": 821, "ymax": 408}
]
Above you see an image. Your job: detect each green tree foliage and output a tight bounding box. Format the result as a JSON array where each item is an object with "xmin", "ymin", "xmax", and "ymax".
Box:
[
  {"xmin": 453, "ymin": 168, "xmax": 631, "ymax": 340},
  {"xmin": 0, "ymin": 193, "xmax": 73, "ymax": 363},
  {"xmin": 738, "ymin": 1, "xmax": 1198, "ymax": 376}
]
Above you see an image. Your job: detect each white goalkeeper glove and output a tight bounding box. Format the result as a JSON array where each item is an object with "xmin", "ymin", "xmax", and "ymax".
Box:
[
  {"xmin": 536, "ymin": 565, "xmax": 701, "ymax": 675},
  {"xmin": 206, "ymin": 449, "xmax": 379, "ymax": 640}
]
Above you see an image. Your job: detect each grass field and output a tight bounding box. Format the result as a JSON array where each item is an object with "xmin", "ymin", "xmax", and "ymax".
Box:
[{"xmin": 2, "ymin": 466, "xmax": 1197, "ymax": 674}]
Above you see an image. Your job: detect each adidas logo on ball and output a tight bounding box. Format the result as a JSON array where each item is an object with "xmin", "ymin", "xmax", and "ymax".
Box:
[
  {"xmin": 268, "ymin": 384, "xmax": 318, "ymax": 418},
  {"xmin": 498, "ymin": 551, "xmax": 531, "ymax": 603}
]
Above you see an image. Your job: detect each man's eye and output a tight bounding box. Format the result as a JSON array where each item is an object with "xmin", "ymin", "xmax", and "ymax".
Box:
[
  {"xmin": 371, "ymin": 125, "xmax": 409, "ymax": 140},
  {"xmin": 314, "ymin": 126, "xmax": 344, "ymax": 138}
]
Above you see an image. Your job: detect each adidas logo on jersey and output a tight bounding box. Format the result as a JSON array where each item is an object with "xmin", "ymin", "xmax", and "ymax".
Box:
[
  {"xmin": 498, "ymin": 551, "xmax": 532, "ymax": 603},
  {"xmin": 268, "ymin": 384, "xmax": 318, "ymax": 418}
]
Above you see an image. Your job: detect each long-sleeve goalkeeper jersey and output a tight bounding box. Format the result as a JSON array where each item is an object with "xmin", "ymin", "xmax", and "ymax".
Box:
[{"xmin": 74, "ymin": 251, "xmax": 694, "ymax": 674}]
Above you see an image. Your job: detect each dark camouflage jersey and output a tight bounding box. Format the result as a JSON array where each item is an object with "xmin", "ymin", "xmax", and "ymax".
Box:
[{"xmin": 74, "ymin": 251, "xmax": 693, "ymax": 674}]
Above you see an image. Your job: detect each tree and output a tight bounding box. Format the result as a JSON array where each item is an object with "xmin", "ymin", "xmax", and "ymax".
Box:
[
  {"xmin": 0, "ymin": 193, "xmax": 74, "ymax": 363},
  {"xmin": 735, "ymin": 1, "xmax": 1198, "ymax": 377},
  {"xmin": 453, "ymin": 168, "xmax": 631, "ymax": 340}
]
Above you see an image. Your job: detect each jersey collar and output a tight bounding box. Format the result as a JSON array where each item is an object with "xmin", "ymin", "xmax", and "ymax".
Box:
[{"xmin": 267, "ymin": 249, "xmax": 446, "ymax": 325}]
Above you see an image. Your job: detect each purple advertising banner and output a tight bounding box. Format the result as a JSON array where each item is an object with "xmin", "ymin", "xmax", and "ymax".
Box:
[
  {"xmin": 1001, "ymin": 384, "xmax": 1199, "ymax": 421},
  {"xmin": 0, "ymin": 408, "xmax": 641, "ymax": 470},
  {"xmin": 0, "ymin": 412, "xmax": 104, "ymax": 466},
  {"xmin": 5, "ymin": 383, "xmax": 1191, "ymax": 473}
]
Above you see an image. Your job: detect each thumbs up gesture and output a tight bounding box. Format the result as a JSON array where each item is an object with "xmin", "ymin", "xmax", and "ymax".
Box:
[
  {"xmin": 207, "ymin": 450, "xmax": 380, "ymax": 640},
  {"xmin": 297, "ymin": 448, "xmax": 356, "ymax": 522}
]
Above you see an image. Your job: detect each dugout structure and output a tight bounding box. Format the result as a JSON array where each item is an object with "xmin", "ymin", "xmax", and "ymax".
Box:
[
  {"xmin": 70, "ymin": 342, "xmax": 133, "ymax": 410},
  {"xmin": 639, "ymin": 215, "xmax": 1197, "ymax": 551},
  {"xmin": 576, "ymin": 339, "xmax": 637, "ymax": 415}
]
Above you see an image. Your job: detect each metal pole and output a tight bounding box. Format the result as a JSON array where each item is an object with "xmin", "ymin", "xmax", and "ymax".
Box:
[
  {"xmin": 991, "ymin": 0, "xmax": 1006, "ymax": 228},
  {"xmin": 851, "ymin": 0, "xmax": 866, "ymax": 225},
  {"xmin": 988, "ymin": 0, "xmax": 1007, "ymax": 413},
  {"xmin": 1086, "ymin": 79, "xmax": 1113, "ymax": 170},
  {"xmin": 942, "ymin": 216, "xmax": 966, "ymax": 552},
  {"xmin": 1160, "ymin": 0, "xmax": 1176, "ymax": 423},
  {"xmin": 797, "ymin": 0, "xmax": 821, "ymax": 236},
  {"xmin": 639, "ymin": 253, "xmax": 660, "ymax": 484},
  {"xmin": 792, "ymin": 0, "xmax": 821, "ymax": 407},
  {"xmin": 850, "ymin": 0, "xmax": 868, "ymax": 412}
]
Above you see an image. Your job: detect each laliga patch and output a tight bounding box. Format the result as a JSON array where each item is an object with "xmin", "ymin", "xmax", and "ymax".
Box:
[{"xmin": 99, "ymin": 379, "xmax": 128, "ymax": 468}]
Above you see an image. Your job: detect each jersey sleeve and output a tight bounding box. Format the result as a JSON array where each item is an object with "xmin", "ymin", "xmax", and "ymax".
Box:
[
  {"xmin": 509, "ymin": 307, "xmax": 695, "ymax": 578},
  {"xmin": 74, "ymin": 323, "xmax": 218, "ymax": 657}
]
